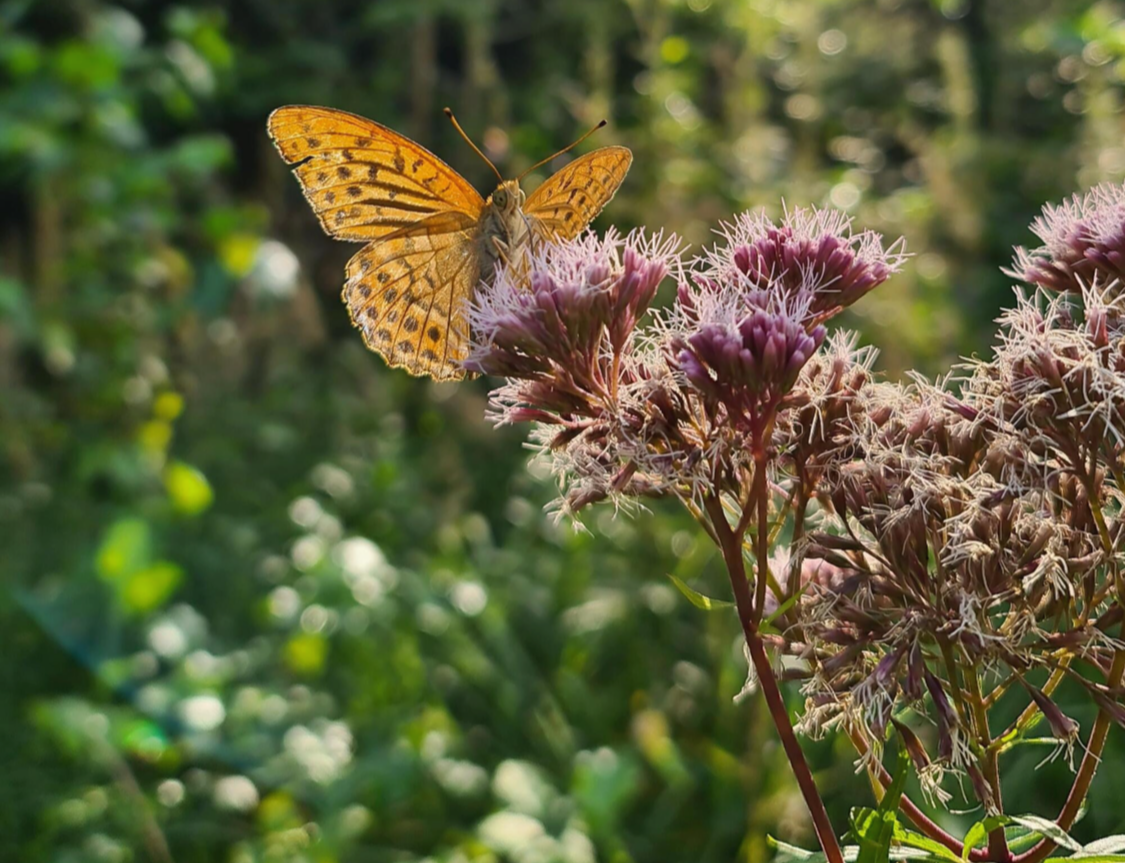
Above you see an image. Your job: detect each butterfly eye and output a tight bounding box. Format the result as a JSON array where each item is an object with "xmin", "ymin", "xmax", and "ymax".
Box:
[{"xmin": 493, "ymin": 189, "xmax": 508, "ymax": 209}]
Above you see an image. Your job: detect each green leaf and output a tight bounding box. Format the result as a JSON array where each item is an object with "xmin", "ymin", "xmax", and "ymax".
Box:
[
  {"xmin": 896, "ymin": 828, "xmax": 962, "ymax": 863},
  {"xmin": 880, "ymin": 745, "xmax": 910, "ymax": 814},
  {"xmin": 1008, "ymin": 816, "xmax": 1082, "ymax": 853},
  {"xmin": 854, "ymin": 807, "xmax": 896, "ymax": 863},
  {"xmin": 96, "ymin": 517, "xmax": 151, "ymax": 581},
  {"xmin": 850, "ymin": 748, "xmax": 911, "ymax": 863},
  {"xmin": 667, "ymin": 574, "xmax": 734, "ymax": 611},
  {"xmin": 761, "ymin": 585, "xmax": 805, "ymax": 634},
  {"xmin": 121, "ymin": 560, "xmax": 182, "ymax": 614},
  {"xmin": 963, "ymin": 817, "xmax": 1009, "ymax": 859},
  {"xmin": 768, "ymin": 838, "xmax": 864, "ymax": 863},
  {"xmin": 284, "ymin": 632, "xmax": 329, "ymax": 676},
  {"xmin": 1053, "ymin": 857, "xmax": 1125, "ymax": 863},
  {"xmin": 1004, "ymin": 825, "xmax": 1043, "ymax": 854},
  {"xmin": 164, "ymin": 460, "xmax": 214, "ymax": 516},
  {"xmin": 769, "ymin": 838, "xmax": 823, "ymax": 862},
  {"xmin": 1078, "ymin": 837, "xmax": 1125, "ymax": 857}
]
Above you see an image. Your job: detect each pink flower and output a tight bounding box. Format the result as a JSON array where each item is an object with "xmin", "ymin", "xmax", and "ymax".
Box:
[
  {"xmin": 464, "ymin": 228, "xmax": 679, "ymax": 391},
  {"xmin": 697, "ymin": 205, "xmax": 907, "ymax": 325},
  {"xmin": 1008, "ymin": 181, "xmax": 1125, "ymax": 292},
  {"xmin": 674, "ymin": 307, "xmax": 826, "ymax": 427}
]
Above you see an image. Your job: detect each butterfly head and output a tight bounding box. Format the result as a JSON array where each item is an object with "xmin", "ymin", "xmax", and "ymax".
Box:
[{"xmin": 488, "ymin": 180, "xmax": 525, "ymax": 217}]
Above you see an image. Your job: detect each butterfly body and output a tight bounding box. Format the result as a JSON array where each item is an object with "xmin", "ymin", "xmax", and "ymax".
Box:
[
  {"xmin": 268, "ymin": 105, "xmax": 631, "ymax": 380},
  {"xmin": 479, "ymin": 180, "xmax": 531, "ymax": 274}
]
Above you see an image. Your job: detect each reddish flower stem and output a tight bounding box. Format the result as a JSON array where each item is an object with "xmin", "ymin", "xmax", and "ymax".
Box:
[
  {"xmin": 1012, "ymin": 646, "xmax": 1125, "ymax": 863},
  {"xmin": 848, "ymin": 729, "xmax": 992, "ymax": 862},
  {"xmin": 705, "ymin": 494, "xmax": 844, "ymax": 863}
]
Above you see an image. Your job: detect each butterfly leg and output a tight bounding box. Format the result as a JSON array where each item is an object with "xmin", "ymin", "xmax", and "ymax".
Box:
[{"xmin": 490, "ymin": 235, "xmax": 511, "ymax": 266}]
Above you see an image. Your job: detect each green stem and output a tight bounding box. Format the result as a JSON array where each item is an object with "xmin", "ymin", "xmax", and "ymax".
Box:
[{"xmin": 966, "ymin": 666, "xmax": 1009, "ymax": 861}]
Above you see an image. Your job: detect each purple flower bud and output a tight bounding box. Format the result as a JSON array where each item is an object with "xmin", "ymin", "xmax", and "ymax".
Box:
[
  {"xmin": 904, "ymin": 642, "xmax": 925, "ymax": 703},
  {"xmin": 892, "ymin": 719, "xmax": 932, "ymax": 772},
  {"xmin": 1019, "ymin": 679, "xmax": 1079, "ymax": 741},
  {"xmin": 925, "ymin": 669, "xmax": 958, "ymax": 759}
]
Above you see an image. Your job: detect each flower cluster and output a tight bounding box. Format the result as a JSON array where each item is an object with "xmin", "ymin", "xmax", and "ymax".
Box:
[
  {"xmin": 468, "ymin": 192, "xmax": 1125, "ymax": 853},
  {"xmin": 466, "ymin": 207, "xmax": 903, "ymax": 515},
  {"xmin": 783, "ymin": 239, "xmax": 1125, "ymax": 816}
]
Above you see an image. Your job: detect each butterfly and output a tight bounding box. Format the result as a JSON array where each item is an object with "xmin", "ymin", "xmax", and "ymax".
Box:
[{"xmin": 267, "ymin": 105, "xmax": 632, "ymax": 381}]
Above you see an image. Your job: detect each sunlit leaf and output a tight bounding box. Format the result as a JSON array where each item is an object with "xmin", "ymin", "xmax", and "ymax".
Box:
[
  {"xmin": 121, "ymin": 560, "xmax": 182, "ymax": 614},
  {"xmin": 284, "ymin": 632, "xmax": 328, "ymax": 676},
  {"xmin": 963, "ymin": 817, "xmax": 1009, "ymax": 859},
  {"xmin": 1008, "ymin": 816, "xmax": 1082, "ymax": 853},
  {"xmin": 1077, "ymin": 837, "xmax": 1125, "ymax": 857},
  {"xmin": 95, "ymin": 517, "xmax": 151, "ymax": 581},
  {"xmin": 153, "ymin": 391, "xmax": 184, "ymax": 421},
  {"xmin": 164, "ymin": 460, "xmax": 214, "ymax": 516}
]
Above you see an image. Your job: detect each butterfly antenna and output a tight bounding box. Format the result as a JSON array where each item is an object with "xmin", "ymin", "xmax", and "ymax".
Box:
[
  {"xmin": 517, "ymin": 119, "xmax": 607, "ymax": 181},
  {"xmin": 444, "ymin": 107, "xmax": 503, "ymax": 183}
]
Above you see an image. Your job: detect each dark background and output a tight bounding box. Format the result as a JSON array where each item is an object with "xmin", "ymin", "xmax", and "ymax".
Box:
[{"xmin": 4, "ymin": 0, "xmax": 1125, "ymax": 861}]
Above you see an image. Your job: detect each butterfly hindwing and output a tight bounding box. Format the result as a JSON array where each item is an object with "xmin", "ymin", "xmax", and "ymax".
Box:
[
  {"xmin": 268, "ymin": 105, "xmax": 485, "ymax": 242},
  {"xmin": 524, "ymin": 146, "xmax": 632, "ymax": 242},
  {"xmin": 343, "ymin": 211, "xmax": 482, "ymax": 381}
]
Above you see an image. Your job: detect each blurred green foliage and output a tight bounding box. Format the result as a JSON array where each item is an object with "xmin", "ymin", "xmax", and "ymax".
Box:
[{"xmin": 4, "ymin": 0, "xmax": 1125, "ymax": 861}]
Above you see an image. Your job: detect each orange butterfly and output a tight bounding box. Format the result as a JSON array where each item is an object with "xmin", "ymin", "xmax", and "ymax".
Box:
[{"xmin": 267, "ymin": 105, "xmax": 632, "ymax": 381}]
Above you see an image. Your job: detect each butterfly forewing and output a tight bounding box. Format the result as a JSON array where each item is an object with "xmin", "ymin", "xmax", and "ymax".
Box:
[
  {"xmin": 268, "ymin": 106, "xmax": 484, "ymax": 241},
  {"xmin": 524, "ymin": 146, "xmax": 633, "ymax": 242}
]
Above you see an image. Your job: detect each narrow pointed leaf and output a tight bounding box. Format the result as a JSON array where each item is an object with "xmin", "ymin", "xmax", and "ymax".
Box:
[{"xmin": 667, "ymin": 574, "xmax": 734, "ymax": 611}]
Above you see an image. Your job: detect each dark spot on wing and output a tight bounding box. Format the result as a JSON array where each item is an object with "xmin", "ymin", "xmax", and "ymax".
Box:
[
  {"xmin": 403, "ymin": 317, "xmax": 420, "ymax": 334},
  {"xmin": 337, "ymin": 166, "xmax": 351, "ymax": 179},
  {"xmin": 347, "ymin": 186, "xmax": 362, "ymax": 198},
  {"xmin": 376, "ymin": 328, "xmax": 393, "ymax": 342},
  {"xmin": 427, "ymin": 326, "xmax": 441, "ymax": 342},
  {"xmin": 383, "ymin": 288, "xmax": 398, "ymax": 302},
  {"xmin": 307, "ymin": 137, "xmax": 321, "ymax": 148},
  {"xmin": 377, "ymin": 272, "xmax": 390, "ymax": 284},
  {"xmin": 397, "ymin": 340, "xmax": 415, "ymax": 354}
]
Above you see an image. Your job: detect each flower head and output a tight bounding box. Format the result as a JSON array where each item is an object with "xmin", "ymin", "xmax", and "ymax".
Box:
[
  {"xmin": 698, "ymin": 205, "xmax": 907, "ymax": 325},
  {"xmin": 1009, "ymin": 181, "xmax": 1125, "ymax": 293},
  {"xmin": 465, "ymin": 228, "xmax": 677, "ymax": 390},
  {"xmin": 674, "ymin": 305, "xmax": 826, "ymax": 427}
]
